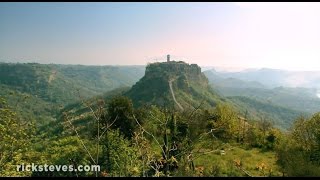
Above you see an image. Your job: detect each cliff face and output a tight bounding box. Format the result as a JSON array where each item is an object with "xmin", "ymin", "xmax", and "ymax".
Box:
[
  {"xmin": 125, "ymin": 61, "xmax": 223, "ymax": 109},
  {"xmin": 145, "ymin": 61, "xmax": 204, "ymax": 81},
  {"xmin": 144, "ymin": 61, "xmax": 209, "ymax": 90}
]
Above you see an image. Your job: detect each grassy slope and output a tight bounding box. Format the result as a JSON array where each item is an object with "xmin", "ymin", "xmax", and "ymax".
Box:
[{"xmin": 194, "ymin": 143, "xmax": 282, "ymax": 177}]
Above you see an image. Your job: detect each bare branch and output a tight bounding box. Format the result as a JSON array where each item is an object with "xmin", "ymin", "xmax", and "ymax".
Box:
[
  {"xmin": 99, "ymin": 115, "xmax": 118, "ymax": 139},
  {"xmin": 63, "ymin": 112, "xmax": 96, "ymax": 164},
  {"xmin": 187, "ymin": 100, "xmax": 205, "ymax": 120},
  {"xmin": 132, "ymin": 114, "xmax": 168, "ymax": 160},
  {"xmin": 77, "ymin": 89, "xmax": 100, "ymax": 122}
]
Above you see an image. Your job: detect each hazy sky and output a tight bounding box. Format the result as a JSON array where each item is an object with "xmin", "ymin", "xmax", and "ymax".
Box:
[{"xmin": 1, "ymin": 2, "xmax": 320, "ymax": 71}]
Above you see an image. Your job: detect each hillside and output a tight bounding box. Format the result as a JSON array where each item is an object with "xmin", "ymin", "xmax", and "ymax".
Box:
[
  {"xmin": 204, "ymin": 68, "xmax": 320, "ymax": 118},
  {"xmin": 0, "ymin": 62, "xmax": 309, "ymax": 131},
  {"xmin": 2, "ymin": 61, "xmax": 319, "ymax": 177},
  {"xmin": 53, "ymin": 61, "xmax": 227, "ymax": 138},
  {"xmin": 204, "ymin": 70, "xmax": 266, "ymax": 89},
  {"xmin": 125, "ymin": 61, "xmax": 225, "ymax": 109},
  {"xmin": 215, "ymin": 86, "xmax": 320, "ymax": 114},
  {"xmin": 40, "ymin": 86, "xmax": 131, "ymax": 137},
  {"xmin": 227, "ymin": 96, "xmax": 307, "ymax": 130},
  {"xmin": 54, "ymin": 61, "xmax": 306, "ymax": 131},
  {"xmin": 0, "ymin": 63, "xmax": 145, "ymax": 125},
  {"xmin": 0, "ymin": 63, "xmax": 145, "ymax": 102}
]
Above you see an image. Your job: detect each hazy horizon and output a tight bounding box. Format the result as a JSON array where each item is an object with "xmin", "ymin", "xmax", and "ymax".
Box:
[
  {"xmin": 1, "ymin": 2, "xmax": 320, "ymax": 71},
  {"xmin": 3, "ymin": 60, "xmax": 320, "ymax": 73}
]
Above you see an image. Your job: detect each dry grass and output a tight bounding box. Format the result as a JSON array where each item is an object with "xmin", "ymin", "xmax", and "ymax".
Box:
[{"xmin": 193, "ymin": 143, "xmax": 282, "ymax": 177}]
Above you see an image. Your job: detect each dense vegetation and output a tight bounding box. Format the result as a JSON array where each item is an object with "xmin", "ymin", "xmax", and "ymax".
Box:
[
  {"xmin": 0, "ymin": 62, "xmax": 319, "ymax": 177},
  {"xmin": 0, "ymin": 63, "xmax": 144, "ymax": 126}
]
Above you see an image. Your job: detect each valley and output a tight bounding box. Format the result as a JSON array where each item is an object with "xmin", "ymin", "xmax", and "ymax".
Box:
[
  {"xmin": 1, "ymin": 61, "xmax": 320, "ymax": 177},
  {"xmin": 2, "ymin": 2, "xmax": 320, "ymax": 177},
  {"xmin": 0, "ymin": 2, "xmax": 320, "ymax": 179}
]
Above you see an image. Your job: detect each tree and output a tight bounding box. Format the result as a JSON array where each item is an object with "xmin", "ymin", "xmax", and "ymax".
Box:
[
  {"xmin": 207, "ymin": 103, "xmax": 238, "ymax": 141},
  {"xmin": 258, "ymin": 116, "xmax": 273, "ymax": 141},
  {"xmin": 97, "ymin": 129, "xmax": 142, "ymax": 177},
  {"xmin": 32, "ymin": 136, "xmax": 96, "ymax": 177},
  {"xmin": 106, "ymin": 96, "xmax": 136, "ymax": 139},
  {"xmin": 246, "ymin": 125, "xmax": 264, "ymax": 148},
  {"xmin": 275, "ymin": 113, "xmax": 320, "ymax": 176}
]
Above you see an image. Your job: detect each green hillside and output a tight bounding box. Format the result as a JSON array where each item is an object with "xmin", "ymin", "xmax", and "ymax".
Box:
[
  {"xmin": 48, "ymin": 61, "xmax": 227, "ymax": 138},
  {"xmin": 0, "ymin": 63, "xmax": 144, "ymax": 126},
  {"xmin": 227, "ymin": 96, "xmax": 307, "ymax": 130},
  {"xmin": 1, "ymin": 61, "xmax": 319, "ymax": 177},
  {"xmin": 56, "ymin": 61, "xmax": 305, "ymax": 132},
  {"xmin": 0, "ymin": 63, "xmax": 145, "ymax": 103},
  {"xmin": 215, "ymin": 86, "xmax": 320, "ymax": 114}
]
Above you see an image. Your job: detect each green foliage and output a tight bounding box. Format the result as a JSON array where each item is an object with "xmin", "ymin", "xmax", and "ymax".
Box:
[
  {"xmin": 246, "ymin": 126, "xmax": 264, "ymax": 148},
  {"xmin": 207, "ymin": 103, "xmax": 238, "ymax": 141},
  {"xmin": 0, "ymin": 97, "xmax": 35, "ymax": 176},
  {"xmin": 0, "ymin": 63, "xmax": 144, "ymax": 128},
  {"xmin": 3, "ymin": 61, "xmax": 315, "ymax": 177},
  {"xmin": 106, "ymin": 96, "xmax": 136, "ymax": 139},
  {"xmin": 275, "ymin": 113, "xmax": 320, "ymax": 176},
  {"xmin": 32, "ymin": 136, "xmax": 96, "ymax": 177},
  {"xmin": 100, "ymin": 129, "xmax": 141, "ymax": 177},
  {"xmin": 141, "ymin": 105, "xmax": 168, "ymax": 140}
]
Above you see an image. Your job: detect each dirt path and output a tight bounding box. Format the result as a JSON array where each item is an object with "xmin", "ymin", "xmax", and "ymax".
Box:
[
  {"xmin": 169, "ymin": 78, "xmax": 184, "ymax": 111},
  {"xmin": 48, "ymin": 70, "xmax": 57, "ymax": 83}
]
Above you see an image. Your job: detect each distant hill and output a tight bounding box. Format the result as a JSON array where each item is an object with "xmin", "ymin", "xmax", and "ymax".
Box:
[
  {"xmin": 227, "ymin": 96, "xmax": 308, "ymax": 130},
  {"xmin": 0, "ymin": 63, "xmax": 145, "ymax": 125},
  {"xmin": 0, "ymin": 63, "xmax": 145, "ymax": 103},
  {"xmin": 204, "ymin": 68, "xmax": 320, "ymax": 114},
  {"xmin": 204, "ymin": 70, "xmax": 266, "ymax": 89},
  {"xmin": 125, "ymin": 61, "xmax": 225, "ymax": 110},
  {"xmin": 215, "ymin": 86, "xmax": 320, "ymax": 114},
  {"xmin": 204, "ymin": 68, "xmax": 320, "ymax": 88}
]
